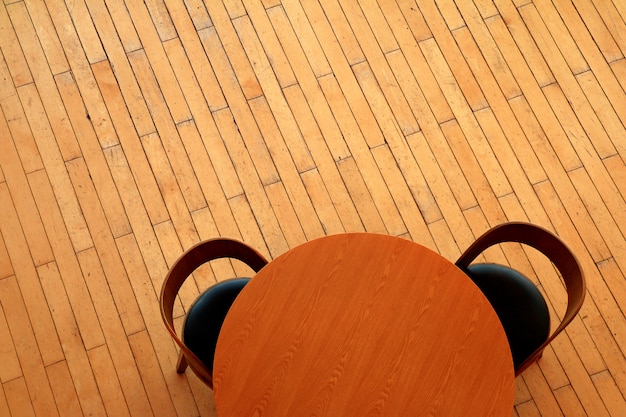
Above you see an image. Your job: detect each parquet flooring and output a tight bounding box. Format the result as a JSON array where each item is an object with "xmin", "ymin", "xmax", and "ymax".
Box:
[{"xmin": 0, "ymin": 0, "xmax": 625, "ymax": 416}]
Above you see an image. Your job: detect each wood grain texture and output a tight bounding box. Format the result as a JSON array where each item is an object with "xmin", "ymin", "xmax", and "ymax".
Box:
[
  {"xmin": 214, "ymin": 233, "xmax": 514, "ymax": 416},
  {"xmin": 1, "ymin": 0, "xmax": 625, "ymax": 415}
]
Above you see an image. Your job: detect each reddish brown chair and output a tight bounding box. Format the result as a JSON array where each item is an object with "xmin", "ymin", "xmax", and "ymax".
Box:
[
  {"xmin": 455, "ymin": 222, "xmax": 585, "ymax": 375},
  {"xmin": 160, "ymin": 238, "xmax": 268, "ymax": 388}
]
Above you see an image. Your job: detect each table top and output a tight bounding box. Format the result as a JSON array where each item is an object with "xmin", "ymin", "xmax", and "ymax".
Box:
[{"xmin": 213, "ymin": 233, "xmax": 515, "ymax": 416}]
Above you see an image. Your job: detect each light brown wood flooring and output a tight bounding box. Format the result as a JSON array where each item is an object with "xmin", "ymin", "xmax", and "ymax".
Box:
[{"xmin": 0, "ymin": 0, "xmax": 625, "ymax": 416}]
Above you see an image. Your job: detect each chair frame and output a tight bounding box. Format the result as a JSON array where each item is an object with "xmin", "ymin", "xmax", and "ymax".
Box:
[
  {"xmin": 160, "ymin": 238, "xmax": 268, "ymax": 388},
  {"xmin": 455, "ymin": 222, "xmax": 586, "ymax": 375}
]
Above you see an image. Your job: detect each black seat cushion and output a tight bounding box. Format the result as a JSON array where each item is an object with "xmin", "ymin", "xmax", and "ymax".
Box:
[
  {"xmin": 463, "ymin": 264, "xmax": 551, "ymax": 370},
  {"xmin": 182, "ymin": 278, "xmax": 251, "ymax": 372}
]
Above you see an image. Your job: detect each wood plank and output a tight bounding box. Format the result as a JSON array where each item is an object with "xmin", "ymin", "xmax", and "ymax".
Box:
[
  {"xmin": 405, "ymin": 131, "xmax": 472, "ymax": 252},
  {"xmin": 298, "ymin": 0, "xmax": 362, "ymax": 69},
  {"xmin": 300, "ymin": 168, "xmax": 349, "ymax": 235},
  {"xmin": 603, "ymin": 155, "xmax": 626, "ymax": 203},
  {"xmin": 521, "ymin": 6, "xmax": 617, "ymax": 160},
  {"xmin": 592, "ymin": 370, "xmax": 626, "ymax": 417},
  {"xmin": 241, "ymin": 0, "xmax": 297, "ymax": 88},
  {"xmin": 17, "ymin": 83, "xmax": 93, "ymax": 252},
  {"xmin": 55, "ymin": 71, "xmax": 132, "ymax": 237},
  {"xmin": 472, "ymin": 0, "xmax": 499, "ymax": 19},
  {"xmin": 144, "ymin": 0, "xmax": 177, "ymax": 41},
  {"xmin": 116, "ymin": 233, "xmax": 200, "ymax": 417},
  {"xmin": 76, "ymin": 247, "xmax": 155, "ymax": 417},
  {"xmin": 318, "ymin": 74, "xmax": 406, "ymax": 236},
  {"xmin": 37, "ymin": 261, "xmax": 108, "ymax": 417},
  {"xmin": 576, "ymin": 70, "xmax": 626, "ymax": 159},
  {"xmin": 336, "ymin": 157, "xmax": 387, "ymax": 235},
  {"xmin": 571, "ymin": 0, "xmax": 623, "ymax": 63},
  {"xmin": 0, "ymin": 277, "xmax": 60, "ymax": 417},
  {"xmin": 178, "ymin": 0, "xmax": 212, "ymax": 30},
  {"xmin": 27, "ymin": 169, "xmax": 104, "ymax": 350},
  {"xmin": 174, "ymin": 120, "xmax": 242, "ymax": 239},
  {"xmin": 128, "ymin": 331, "xmax": 178, "ymax": 417},
  {"xmin": 160, "ymin": 3, "xmax": 226, "ymax": 110},
  {"xmin": 609, "ymin": 57, "xmax": 626, "ymax": 92},
  {"xmin": 199, "ymin": 27, "xmax": 279, "ymax": 185},
  {"xmin": 0, "ymin": 2, "xmax": 33, "ymax": 86},
  {"xmin": 99, "ymin": 0, "xmax": 142, "ymax": 51},
  {"xmin": 140, "ymin": 131, "xmax": 201, "ymax": 248},
  {"xmin": 204, "ymin": 0, "xmax": 263, "ymax": 99},
  {"xmin": 42, "ymin": 379, "xmax": 81, "ymax": 417},
  {"xmin": 162, "ymin": 38, "xmax": 239, "ymax": 196},
  {"xmin": 433, "ymin": 0, "xmax": 466, "ymax": 30},
  {"xmin": 128, "ymin": 50, "xmax": 206, "ymax": 214},
  {"xmin": 554, "ymin": 384, "xmax": 587, "ymax": 417},
  {"xmin": 0, "ymin": 118, "xmax": 53, "ymax": 266},
  {"xmin": 451, "ymin": 26, "xmax": 547, "ymax": 185},
  {"xmin": 352, "ymin": 59, "xmax": 419, "ymax": 137},
  {"xmin": 428, "ymin": 218, "xmax": 460, "ymax": 261},
  {"xmin": 396, "ymin": 0, "xmax": 432, "ymax": 42},
  {"xmin": 235, "ymin": 17, "xmax": 316, "ymax": 172},
  {"xmin": 87, "ymin": 0, "xmax": 155, "ymax": 136},
  {"xmin": 65, "ymin": 157, "xmax": 145, "ymax": 335},
  {"xmin": 417, "ymin": 0, "xmax": 488, "ymax": 110},
  {"xmin": 264, "ymin": 181, "xmax": 308, "ymax": 247},
  {"xmin": 440, "ymin": 117, "xmax": 507, "ymax": 222},
  {"xmin": 223, "ymin": 0, "xmax": 246, "ymax": 18},
  {"xmin": 22, "ymin": 0, "xmax": 68, "ymax": 74},
  {"xmin": 0, "ymin": 381, "xmax": 11, "ymax": 417},
  {"xmin": 9, "ymin": 1, "xmax": 82, "ymax": 162},
  {"xmin": 0, "ymin": 35, "xmax": 43, "ymax": 174},
  {"xmin": 568, "ymin": 166, "xmax": 626, "ymax": 273},
  {"xmin": 59, "ymin": 0, "xmax": 106, "ymax": 62},
  {"xmin": 154, "ymin": 219, "xmax": 202, "ymax": 311},
  {"xmin": 371, "ymin": 144, "xmax": 435, "ymax": 246},
  {"xmin": 357, "ymin": 0, "xmax": 399, "ymax": 53},
  {"xmin": 101, "ymin": 144, "xmax": 172, "ymax": 292},
  {"xmin": 267, "ymin": 6, "xmax": 351, "ymax": 160},
  {"xmin": 249, "ymin": 97, "xmax": 324, "ymax": 240},
  {"xmin": 0, "ymin": 297, "xmax": 21, "ymax": 382},
  {"xmin": 489, "ymin": 3, "xmax": 557, "ymax": 85},
  {"xmin": 281, "ymin": 84, "xmax": 363, "ymax": 231},
  {"xmin": 535, "ymin": 0, "xmax": 626, "ymax": 126},
  {"xmin": 453, "ymin": 2, "xmax": 522, "ymax": 99},
  {"xmin": 383, "ymin": 1, "xmax": 454, "ymax": 123},
  {"xmin": 91, "ymin": 60, "xmax": 169, "ymax": 225},
  {"xmin": 3, "ymin": 377, "xmax": 36, "ymax": 417},
  {"xmin": 124, "ymin": 0, "xmax": 191, "ymax": 123},
  {"xmin": 213, "ymin": 108, "xmax": 288, "ymax": 255},
  {"xmin": 0, "ymin": 183, "xmax": 64, "ymax": 366},
  {"xmin": 87, "ymin": 346, "xmax": 132, "ymax": 417},
  {"xmin": 44, "ymin": 0, "xmax": 121, "ymax": 150},
  {"xmin": 0, "ymin": 227, "xmax": 12, "ymax": 280}
]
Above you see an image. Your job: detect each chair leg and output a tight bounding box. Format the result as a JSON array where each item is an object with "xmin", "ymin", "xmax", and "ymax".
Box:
[{"xmin": 176, "ymin": 350, "xmax": 188, "ymax": 373}]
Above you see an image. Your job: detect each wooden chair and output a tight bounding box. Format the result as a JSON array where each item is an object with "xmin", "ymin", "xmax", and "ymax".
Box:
[
  {"xmin": 455, "ymin": 222, "xmax": 586, "ymax": 375},
  {"xmin": 160, "ymin": 238, "xmax": 268, "ymax": 388}
]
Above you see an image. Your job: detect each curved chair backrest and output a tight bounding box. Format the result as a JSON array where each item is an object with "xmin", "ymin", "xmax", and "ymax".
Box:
[
  {"xmin": 160, "ymin": 238, "xmax": 268, "ymax": 387},
  {"xmin": 455, "ymin": 222, "xmax": 586, "ymax": 375}
]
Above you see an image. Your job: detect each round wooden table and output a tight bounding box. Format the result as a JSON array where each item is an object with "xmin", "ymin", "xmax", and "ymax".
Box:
[{"xmin": 213, "ymin": 233, "xmax": 515, "ymax": 416}]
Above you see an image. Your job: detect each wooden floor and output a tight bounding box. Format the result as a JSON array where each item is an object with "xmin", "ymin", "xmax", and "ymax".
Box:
[{"xmin": 0, "ymin": 0, "xmax": 625, "ymax": 415}]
